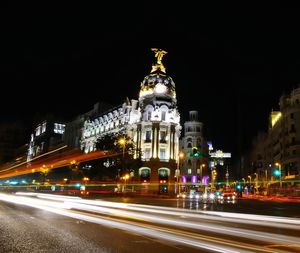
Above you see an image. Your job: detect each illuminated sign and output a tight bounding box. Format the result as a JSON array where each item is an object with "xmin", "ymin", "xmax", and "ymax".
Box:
[{"xmin": 210, "ymin": 150, "xmax": 231, "ymax": 158}]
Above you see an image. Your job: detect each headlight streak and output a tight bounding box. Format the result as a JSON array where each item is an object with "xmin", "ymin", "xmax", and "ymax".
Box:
[
  {"xmin": 5, "ymin": 193, "xmax": 300, "ymax": 251},
  {"xmin": 0, "ymin": 193, "xmax": 241, "ymax": 253},
  {"xmin": 117, "ymin": 201, "xmax": 300, "ymax": 230},
  {"xmin": 63, "ymin": 201, "xmax": 300, "ymax": 247},
  {"xmin": 16, "ymin": 192, "xmax": 300, "ymax": 230},
  {"xmin": 2, "ymin": 193, "xmax": 72, "ymax": 210}
]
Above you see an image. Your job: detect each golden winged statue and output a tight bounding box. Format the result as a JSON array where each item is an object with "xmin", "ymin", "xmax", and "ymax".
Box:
[{"xmin": 151, "ymin": 48, "xmax": 168, "ymax": 73}]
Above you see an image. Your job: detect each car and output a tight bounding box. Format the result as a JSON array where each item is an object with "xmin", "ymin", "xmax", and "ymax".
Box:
[
  {"xmin": 177, "ymin": 191, "xmax": 188, "ymax": 199},
  {"xmin": 177, "ymin": 190, "xmax": 202, "ymax": 200},
  {"xmin": 202, "ymin": 191, "xmax": 216, "ymax": 202},
  {"xmin": 218, "ymin": 190, "xmax": 237, "ymax": 202}
]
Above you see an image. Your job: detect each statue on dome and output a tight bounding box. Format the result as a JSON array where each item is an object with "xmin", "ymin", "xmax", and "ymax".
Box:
[{"xmin": 151, "ymin": 48, "xmax": 167, "ymax": 73}]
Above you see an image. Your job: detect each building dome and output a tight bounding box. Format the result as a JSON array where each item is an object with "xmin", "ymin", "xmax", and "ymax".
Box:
[{"xmin": 139, "ymin": 70, "xmax": 176, "ymax": 99}]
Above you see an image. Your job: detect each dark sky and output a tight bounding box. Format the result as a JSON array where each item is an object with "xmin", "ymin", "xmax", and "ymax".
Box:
[{"xmin": 1, "ymin": 2, "xmax": 300, "ymax": 159}]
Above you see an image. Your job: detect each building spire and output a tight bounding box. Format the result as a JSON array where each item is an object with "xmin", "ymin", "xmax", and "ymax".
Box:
[{"xmin": 151, "ymin": 48, "xmax": 167, "ymax": 73}]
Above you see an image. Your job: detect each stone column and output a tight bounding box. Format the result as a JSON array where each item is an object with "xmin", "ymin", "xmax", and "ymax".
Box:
[{"xmin": 152, "ymin": 124, "xmax": 156, "ymax": 158}]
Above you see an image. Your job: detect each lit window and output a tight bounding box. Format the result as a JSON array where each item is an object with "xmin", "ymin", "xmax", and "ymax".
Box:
[
  {"xmin": 161, "ymin": 111, "xmax": 166, "ymax": 121},
  {"xmin": 42, "ymin": 122, "xmax": 46, "ymax": 133},
  {"xmin": 54, "ymin": 123, "xmax": 66, "ymax": 134},
  {"xmin": 160, "ymin": 131, "xmax": 166, "ymax": 142},
  {"xmin": 145, "ymin": 148, "xmax": 151, "ymax": 159},
  {"xmin": 188, "ymin": 169, "xmax": 192, "ymax": 174},
  {"xmin": 160, "ymin": 149, "xmax": 166, "ymax": 159},
  {"xmin": 145, "ymin": 130, "xmax": 151, "ymax": 142},
  {"xmin": 35, "ymin": 125, "xmax": 41, "ymax": 136}
]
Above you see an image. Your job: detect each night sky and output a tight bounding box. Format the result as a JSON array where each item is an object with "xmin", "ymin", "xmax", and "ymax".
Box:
[{"xmin": 1, "ymin": 2, "xmax": 300, "ymax": 160}]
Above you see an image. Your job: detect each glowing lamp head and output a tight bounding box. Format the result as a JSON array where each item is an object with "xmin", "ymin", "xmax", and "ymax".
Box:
[
  {"xmin": 154, "ymin": 83, "xmax": 167, "ymax": 93},
  {"xmin": 119, "ymin": 138, "xmax": 126, "ymax": 145}
]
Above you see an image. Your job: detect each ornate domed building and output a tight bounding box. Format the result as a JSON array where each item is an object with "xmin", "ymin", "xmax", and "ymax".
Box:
[{"xmin": 80, "ymin": 49, "xmax": 181, "ymax": 194}]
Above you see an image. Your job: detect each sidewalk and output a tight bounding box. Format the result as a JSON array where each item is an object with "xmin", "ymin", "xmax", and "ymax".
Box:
[{"xmin": 242, "ymin": 194, "xmax": 300, "ymax": 203}]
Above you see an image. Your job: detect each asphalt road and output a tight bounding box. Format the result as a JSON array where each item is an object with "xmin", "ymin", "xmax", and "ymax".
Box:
[
  {"xmin": 95, "ymin": 194, "xmax": 300, "ymax": 218},
  {"xmin": 1, "ymin": 192, "xmax": 300, "ymax": 253}
]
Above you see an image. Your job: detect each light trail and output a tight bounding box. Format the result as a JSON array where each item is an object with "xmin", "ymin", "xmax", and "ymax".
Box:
[
  {"xmin": 0, "ymin": 193, "xmax": 242, "ymax": 253},
  {"xmin": 32, "ymin": 193, "xmax": 300, "ymax": 230},
  {"xmin": 0, "ymin": 145, "xmax": 68, "ymax": 173},
  {"xmin": 61, "ymin": 201, "xmax": 300, "ymax": 246},
  {"xmin": 1, "ymin": 192, "xmax": 300, "ymax": 252}
]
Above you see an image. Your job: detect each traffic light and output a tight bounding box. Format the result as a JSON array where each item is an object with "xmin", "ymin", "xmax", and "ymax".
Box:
[
  {"xmin": 192, "ymin": 147, "xmax": 199, "ymax": 157},
  {"xmin": 274, "ymin": 169, "xmax": 281, "ymax": 177}
]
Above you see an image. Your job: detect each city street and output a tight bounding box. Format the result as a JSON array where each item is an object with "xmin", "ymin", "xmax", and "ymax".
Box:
[{"xmin": 1, "ymin": 192, "xmax": 300, "ymax": 253}]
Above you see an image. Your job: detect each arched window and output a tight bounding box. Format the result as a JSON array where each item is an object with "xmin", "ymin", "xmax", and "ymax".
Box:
[
  {"xmin": 139, "ymin": 167, "xmax": 151, "ymax": 182},
  {"xmin": 187, "ymin": 143, "xmax": 192, "ymax": 148}
]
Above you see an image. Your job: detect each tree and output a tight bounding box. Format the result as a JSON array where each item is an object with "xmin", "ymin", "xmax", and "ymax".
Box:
[{"xmin": 95, "ymin": 133, "xmax": 139, "ymax": 180}]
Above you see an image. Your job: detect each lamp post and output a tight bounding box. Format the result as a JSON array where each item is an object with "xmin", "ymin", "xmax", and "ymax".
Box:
[
  {"xmin": 200, "ymin": 164, "xmax": 205, "ymax": 184},
  {"xmin": 254, "ymin": 173, "xmax": 259, "ymax": 194},
  {"xmin": 275, "ymin": 162, "xmax": 282, "ymax": 189},
  {"xmin": 247, "ymin": 175, "xmax": 251, "ymax": 185},
  {"xmin": 211, "ymin": 168, "xmax": 217, "ymax": 190},
  {"xmin": 242, "ymin": 178, "xmax": 245, "ymax": 186},
  {"xmin": 118, "ymin": 138, "xmax": 126, "ymax": 178},
  {"xmin": 247, "ymin": 175, "xmax": 252, "ymax": 194},
  {"xmin": 123, "ymin": 174, "xmax": 129, "ymax": 192}
]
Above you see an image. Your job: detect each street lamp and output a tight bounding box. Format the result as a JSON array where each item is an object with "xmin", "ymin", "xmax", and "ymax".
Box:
[
  {"xmin": 122, "ymin": 174, "xmax": 130, "ymax": 192},
  {"xmin": 247, "ymin": 175, "xmax": 251, "ymax": 185},
  {"xmin": 242, "ymin": 178, "xmax": 245, "ymax": 186},
  {"xmin": 200, "ymin": 164, "xmax": 205, "ymax": 184},
  {"xmin": 175, "ymin": 152, "xmax": 184, "ymax": 194},
  {"xmin": 118, "ymin": 138, "xmax": 126, "ymax": 178},
  {"xmin": 254, "ymin": 173, "xmax": 259, "ymax": 194},
  {"xmin": 211, "ymin": 168, "xmax": 217, "ymax": 190},
  {"xmin": 275, "ymin": 162, "xmax": 282, "ymax": 188},
  {"xmin": 247, "ymin": 175, "xmax": 252, "ymax": 194}
]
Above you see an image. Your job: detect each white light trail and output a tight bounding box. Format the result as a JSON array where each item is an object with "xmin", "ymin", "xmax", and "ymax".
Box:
[
  {"xmin": 3, "ymin": 192, "xmax": 300, "ymax": 252},
  {"xmin": 0, "ymin": 193, "xmax": 242, "ymax": 253}
]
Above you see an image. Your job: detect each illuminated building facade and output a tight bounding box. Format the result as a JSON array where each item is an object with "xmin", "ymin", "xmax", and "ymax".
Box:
[
  {"xmin": 80, "ymin": 49, "xmax": 181, "ymax": 193},
  {"xmin": 249, "ymin": 86, "xmax": 300, "ymax": 190},
  {"xmin": 64, "ymin": 102, "xmax": 112, "ymax": 149},
  {"xmin": 27, "ymin": 115, "xmax": 66, "ymax": 161},
  {"xmin": 179, "ymin": 111, "xmax": 208, "ymax": 186},
  {"xmin": 209, "ymin": 147, "xmax": 231, "ymax": 189}
]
